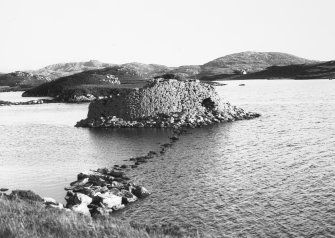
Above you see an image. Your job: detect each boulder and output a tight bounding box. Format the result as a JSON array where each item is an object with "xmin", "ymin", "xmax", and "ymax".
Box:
[
  {"xmin": 70, "ymin": 203, "xmax": 90, "ymax": 216},
  {"xmin": 46, "ymin": 203, "xmax": 64, "ymax": 210},
  {"xmin": 91, "ymin": 206, "xmax": 113, "ymax": 216},
  {"xmin": 97, "ymin": 168, "xmax": 109, "ymax": 174},
  {"xmin": 74, "ymin": 193, "xmax": 93, "ymax": 205},
  {"xmin": 131, "ymin": 186, "xmax": 150, "ymax": 199},
  {"xmin": 108, "ymin": 170, "xmax": 125, "ymax": 178},
  {"xmin": 70, "ymin": 178, "xmax": 89, "ymax": 187},
  {"xmin": 120, "ymin": 190, "xmax": 138, "ymax": 204},
  {"xmin": 77, "ymin": 172, "xmax": 91, "ymax": 180},
  {"xmin": 112, "ymin": 204, "xmax": 125, "ymax": 211},
  {"xmin": 97, "ymin": 193, "xmax": 122, "ymax": 208},
  {"xmin": 110, "ymin": 181, "xmax": 124, "ymax": 190},
  {"xmin": 43, "ymin": 197, "xmax": 57, "ymax": 205}
]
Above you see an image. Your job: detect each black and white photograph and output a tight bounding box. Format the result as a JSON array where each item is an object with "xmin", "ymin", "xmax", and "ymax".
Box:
[{"xmin": 0, "ymin": 0, "xmax": 334, "ymax": 237}]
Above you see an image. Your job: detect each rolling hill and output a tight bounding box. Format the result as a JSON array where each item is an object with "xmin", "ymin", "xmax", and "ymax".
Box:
[
  {"xmin": 243, "ymin": 60, "xmax": 335, "ymax": 79},
  {"xmin": 22, "ymin": 64, "xmax": 172, "ymax": 99},
  {"xmin": 30, "ymin": 60, "xmax": 116, "ymax": 79},
  {"xmin": 199, "ymin": 51, "xmax": 319, "ymax": 78},
  {"xmin": 0, "ymin": 71, "xmax": 51, "ymax": 89},
  {"xmin": 22, "ymin": 51, "xmax": 332, "ymax": 100},
  {"xmin": 201, "ymin": 60, "xmax": 335, "ymax": 80}
]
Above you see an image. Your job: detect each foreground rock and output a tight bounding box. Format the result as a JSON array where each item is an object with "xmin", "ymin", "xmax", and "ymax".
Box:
[
  {"xmin": 1, "ymin": 167, "xmax": 150, "ymax": 218},
  {"xmin": 64, "ymin": 168, "xmax": 150, "ymax": 216},
  {"xmin": 76, "ymin": 78, "xmax": 260, "ymax": 128}
]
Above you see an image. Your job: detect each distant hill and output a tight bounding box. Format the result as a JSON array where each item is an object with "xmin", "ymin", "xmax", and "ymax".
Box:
[
  {"xmin": 199, "ymin": 51, "xmax": 319, "ymax": 78},
  {"xmin": 0, "ymin": 71, "xmax": 51, "ymax": 88},
  {"xmin": 119, "ymin": 62, "xmax": 171, "ymax": 78},
  {"xmin": 7, "ymin": 51, "xmax": 334, "ymax": 96},
  {"xmin": 24, "ymin": 52, "xmax": 321, "ymax": 82},
  {"xmin": 30, "ymin": 60, "xmax": 116, "ymax": 79},
  {"xmin": 29, "ymin": 60, "xmax": 172, "ymax": 80},
  {"xmin": 170, "ymin": 65, "xmax": 202, "ymax": 78},
  {"xmin": 22, "ymin": 64, "xmax": 172, "ymax": 98},
  {"xmin": 242, "ymin": 60, "xmax": 335, "ymax": 79},
  {"xmin": 202, "ymin": 60, "xmax": 335, "ymax": 80}
]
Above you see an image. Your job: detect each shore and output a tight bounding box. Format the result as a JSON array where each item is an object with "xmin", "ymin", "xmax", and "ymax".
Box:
[
  {"xmin": 0, "ymin": 196, "xmax": 193, "ymax": 238},
  {"xmin": 0, "ymin": 127, "xmax": 201, "ymax": 238},
  {"xmin": 0, "ymin": 98, "xmax": 59, "ymax": 106},
  {"xmin": 0, "ymin": 81, "xmax": 260, "ymax": 237}
]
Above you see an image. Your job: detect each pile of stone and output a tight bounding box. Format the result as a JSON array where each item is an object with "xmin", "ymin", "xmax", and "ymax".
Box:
[
  {"xmin": 75, "ymin": 78, "xmax": 260, "ymax": 128},
  {"xmin": 1, "ymin": 168, "xmax": 150, "ymax": 217},
  {"xmin": 62, "ymin": 168, "xmax": 150, "ymax": 216},
  {"xmin": 76, "ymin": 106, "xmax": 260, "ymax": 129}
]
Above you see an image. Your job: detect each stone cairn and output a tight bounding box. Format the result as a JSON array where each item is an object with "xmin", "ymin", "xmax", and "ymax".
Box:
[
  {"xmin": 75, "ymin": 78, "xmax": 260, "ymax": 128},
  {"xmin": 76, "ymin": 105, "xmax": 260, "ymax": 129}
]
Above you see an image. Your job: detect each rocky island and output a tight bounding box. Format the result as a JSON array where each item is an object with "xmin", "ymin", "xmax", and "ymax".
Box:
[{"xmin": 76, "ymin": 78, "xmax": 260, "ymax": 129}]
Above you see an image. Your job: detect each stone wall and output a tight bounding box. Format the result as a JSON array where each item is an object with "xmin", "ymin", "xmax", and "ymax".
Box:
[{"xmin": 87, "ymin": 79, "xmax": 225, "ymax": 121}]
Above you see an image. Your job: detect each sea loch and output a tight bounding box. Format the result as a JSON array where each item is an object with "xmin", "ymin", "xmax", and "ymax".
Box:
[{"xmin": 0, "ymin": 80, "xmax": 334, "ymax": 236}]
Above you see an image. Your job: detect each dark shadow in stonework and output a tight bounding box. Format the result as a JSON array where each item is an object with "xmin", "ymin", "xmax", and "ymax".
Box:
[{"xmin": 201, "ymin": 97, "xmax": 215, "ymax": 111}]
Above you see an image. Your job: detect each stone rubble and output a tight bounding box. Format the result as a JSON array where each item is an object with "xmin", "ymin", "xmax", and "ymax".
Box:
[
  {"xmin": 0, "ymin": 99, "xmax": 57, "ymax": 106},
  {"xmin": 76, "ymin": 78, "xmax": 260, "ymax": 128},
  {"xmin": 76, "ymin": 106, "xmax": 260, "ymax": 129},
  {"xmin": 59, "ymin": 168, "xmax": 151, "ymax": 217}
]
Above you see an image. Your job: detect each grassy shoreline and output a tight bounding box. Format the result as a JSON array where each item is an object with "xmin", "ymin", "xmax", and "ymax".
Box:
[{"xmin": 0, "ymin": 194, "xmax": 202, "ymax": 238}]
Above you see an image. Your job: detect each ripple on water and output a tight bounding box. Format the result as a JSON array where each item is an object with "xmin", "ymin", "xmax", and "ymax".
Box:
[
  {"xmin": 1, "ymin": 81, "xmax": 335, "ymax": 237},
  {"xmin": 122, "ymin": 81, "xmax": 335, "ymax": 237}
]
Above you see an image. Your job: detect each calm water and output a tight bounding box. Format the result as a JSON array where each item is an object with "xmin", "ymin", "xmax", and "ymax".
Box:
[
  {"xmin": 0, "ymin": 91, "xmax": 53, "ymax": 102},
  {"xmin": 1, "ymin": 81, "xmax": 335, "ymax": 237}
]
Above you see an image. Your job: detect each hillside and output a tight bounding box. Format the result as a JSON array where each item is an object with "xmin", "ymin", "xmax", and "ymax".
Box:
[
  {"xmin": 28, "ymin": 52, "xmax": 319, "ymax": 82},
  {"xmin": 0, "ymin": 71, "xmax": 51, "ymax": 89},
  {"xmin": 22, "ymin": 64, "xmax": 170, "ymax": 99},
  {"xmin": 120, "ymin": 62, "xmax": 171, "ymax": 78},
  {"xmin": 243, "ymin": 60, "xmax": 335, "ymax": 79},
  {"xmin": 199, "ymin": 51, "xmax": 319, "ymax": 78},
  {"xmin": 170, "ymin": 65, "xmax": 202, "ymax": 78},
  {"xmin": 201, "ymin": 61, "xmax": 335, "ymax": 80},
  {"xmin": 30, "ymin": 60, "xmax": 116, "ymax": 79}
]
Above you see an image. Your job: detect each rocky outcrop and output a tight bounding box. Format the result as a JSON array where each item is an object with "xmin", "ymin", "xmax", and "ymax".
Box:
[
  {"xmin": 0, "ymin": 99, "xmax": 57, "ymax": 106},
  {"xmin": 64, "ymin": 168, "xmax": 150, "ymax": 216},
  {"xmin": 76, "ymin": 78, "xmax": 260, "ymax": 128},
  {"xmin": 1, "ymin": 166, "xmax": 150, "ymax": 218}
]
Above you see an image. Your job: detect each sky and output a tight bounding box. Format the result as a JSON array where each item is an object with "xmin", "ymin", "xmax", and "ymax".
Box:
[{"xmin": 0, "ymin": 0, "xmax": 334, "ymax": 72}]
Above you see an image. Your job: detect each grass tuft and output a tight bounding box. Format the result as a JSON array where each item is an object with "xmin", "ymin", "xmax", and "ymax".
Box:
[{"xmin": 0, "ymin": 197, "xmax": 207, "ymax": 238}]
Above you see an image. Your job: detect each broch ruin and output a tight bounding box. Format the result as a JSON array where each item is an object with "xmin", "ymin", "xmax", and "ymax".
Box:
[{"xmin": 76, "ymin": 78, "xmax": 260, "ymax": 128}]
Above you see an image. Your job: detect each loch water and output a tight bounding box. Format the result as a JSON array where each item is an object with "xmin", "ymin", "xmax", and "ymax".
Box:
[{"xmin": 0, "ymin": 80, "xmax": 334, "ymax": 237}]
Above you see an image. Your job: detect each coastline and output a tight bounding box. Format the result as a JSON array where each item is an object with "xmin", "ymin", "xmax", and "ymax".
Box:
[{"xmin": 0, "ymin": 122, "xmax": 205, "ymax": 237}]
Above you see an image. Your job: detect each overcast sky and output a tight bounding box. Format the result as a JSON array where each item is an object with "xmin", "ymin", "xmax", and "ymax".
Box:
[{"xmin": 0, "ymin": 0, "xmax": 334, "ymax": 72}]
